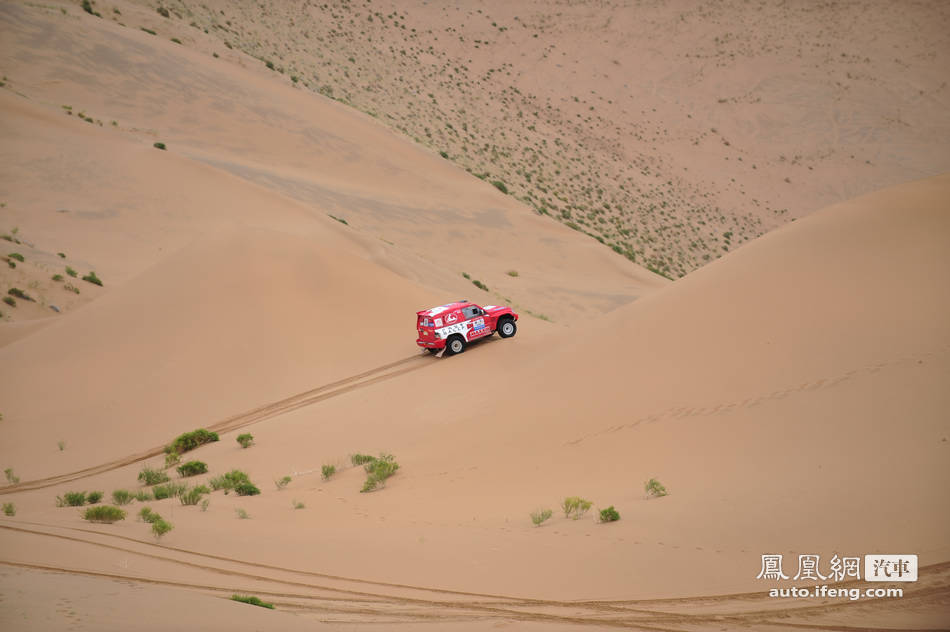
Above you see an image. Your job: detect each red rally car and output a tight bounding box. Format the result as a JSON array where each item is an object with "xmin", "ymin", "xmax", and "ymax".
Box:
[{"xmin": 416, "ymin": 300, "xmax": 518, "ymax": 355}]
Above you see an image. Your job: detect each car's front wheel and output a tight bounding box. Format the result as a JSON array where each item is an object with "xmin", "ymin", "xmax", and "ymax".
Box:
[
  {"xmin": 498, "ymin": 318, "xmax": 517, "ymax": 338},
  {"xmin": 445, "ymin": 336, "xmax": 466, "ymax": 355}
]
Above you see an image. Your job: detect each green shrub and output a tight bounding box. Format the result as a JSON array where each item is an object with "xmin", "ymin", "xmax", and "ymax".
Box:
[
  {"xmin": 170, "ymin": 37, "xmax": 182, "ymax": 44},
  {"xmin": 200, "ymin": 498, "xmax": 210, "ymax": 511},
  {"xmin": 321, "ymin": 465, "xmax": 336, "ymax": 480},
  {"xmin": 461, "ymin": 272, "xmax": 471, "ymax": 280},
  {"xmin": 82, "ymin": 271, "xmax": 102, "ymax": 286},
  {"xmin": 561, "ymin": 496, "xmax": 593, "ymax": 520},
  {"xmin": 63, "ymin": 283, "xmax": 79, "ymax": 294},
  {"xmin": 530, "ymin": 508, "xmax": 553, "ymax": 526},
  {"xmin": 152, "ymin": 482, "xmax": 186, "ymax": 500},
  {"xmin": 7, "ymin": 253, "xmax": 24, "ymax": 262},
  {"xmin": 176, "ymin": 461, "xmax": 208, "ymax": 477},
  {"xmin": 472, "ymin": 279, "xmax": 489, "ymax": 291},
  {"xmin": 644, "ymin": 478, "xmax": 668, "ymax": 498},
  {"xmin": 506, "ymin": 270, "xmax": 519, "ymax": 277},
  {"xmin": 112, "ymin": 489, "xmax": 133, "ymax": 505},
  {"xmin": 138, "ymin": 467, "xmax": 169, "ymax": 486},
  {"xmin": 2, "ymin": 296, "xmax": 14, "ymax": 307},
  {"xmin": 65, "ymin": 266, "xmax": 77, "ymax": 277},
  {"xmin": 274, "ymin": 475, "xmax": 291, "ymax": 490},
  {"xmin": 164, "ymin": 451, "xmax": 181, "ymax": 468},
  {"xmin": 236, "ymin": 433, "xmax": 254, "ymax": 449},
  {"xmin": 231, "ymin": 595, "xmax": 274, "ymax": 609},
  {"xmin": 2, "ymin": 502, "xmax": 15, "ymax": 516},
  {"xmin": 178, "ymin": 485, "xmax": 209, "ymax": 506},
  {"xmin": 210, "ymin": 469, "xmax": 250, "ymax": 492},
  {"xmin": 87, "ymin": 491, "xmax": 104, "ymax": 504},
  {"xmin": 3, "ymin": 468, "xmax": 18, "ymax": 484},
  {"xmin": 599, "ymin": 506, "xmax": 620, "ymax": 523},
  {"xmin": 139, "ymin": 507, "xmax": 161, "ymax": 523},
  {"xmin": 60, "ymin": 491, "xmax": 86, "ymax": 507},
  {"xmin": 57, "ymin": 252, "xmax": 66, "ymax": 258},
  {"xmin": 8, "ymin": 288, "xmax": 33, "ymax": 302},
  {"xmin": 491, "ymin": 180, "xmax": 508, "ymax": 194},
  {"xmin": 292, "ymin": 499, "xmax": 305, "ymax": 509},
  {"xmin": 167, "ymin": 429, "xmax": 218, "ymax": 455},
  {"xmin": 350, "ymin": 453, "xmax": 376, "ymax": 466},
  {"xmin": 83, "ymin": 506, "xmax": 125, "ymax": 523},
  {"xmin": 360, "ymin": 454, "xmax": 399, "ymax": 492},
  {"xmin": 234, "ymin": 481, "xmax": 260, "ymax": 496},
  {"xmin": 156, "ymin": 6, "xmax": 170, "ymax": 17},
  {"xmin": 81, "ymin": 0, "xmax": 101, "ymax": 17},
  {"xmin": 133, "ymin": 489, "xmax": 153, "ymax": 502},
  {"xmin": 235, "ymin": 508, "xmax": 249, "ymax": 519},
  {"xmin": 153, "ymin": 141, "xmax": 166, "ymax": 149},
  {"xmin": 152, "ymin": 518, "xmax": 173, "ymax": 540}
]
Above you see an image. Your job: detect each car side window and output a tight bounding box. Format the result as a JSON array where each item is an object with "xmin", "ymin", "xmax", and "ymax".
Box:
[{"xmin": 462, "ymin": 307, "xmax": 478, "ymax": 319}]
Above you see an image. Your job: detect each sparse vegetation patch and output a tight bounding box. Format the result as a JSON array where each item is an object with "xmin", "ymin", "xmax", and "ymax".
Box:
[{"xmin": 83, "ymin": 506, "xmax": 125, "ymax": 523}]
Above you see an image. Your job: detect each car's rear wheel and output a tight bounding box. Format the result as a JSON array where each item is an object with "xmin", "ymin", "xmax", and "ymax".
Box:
[
  {"xmin": 445, "ymin": 336, "xmax": 466, "ymax": 355},
  {"xmin": 498, "ymin": 318, "xmax": 517, "ymax": 338}
]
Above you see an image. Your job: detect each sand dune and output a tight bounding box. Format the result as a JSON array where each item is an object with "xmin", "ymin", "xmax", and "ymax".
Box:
[{"xmin": 1, "ymin": 1, "xmax": 948, "ymax": 630}]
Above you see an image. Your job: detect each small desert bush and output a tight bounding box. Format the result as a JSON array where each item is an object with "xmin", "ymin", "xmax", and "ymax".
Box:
[
  {"xmin": 234, "ymin": 481, "xmax": 260, "ymax": 496},
  {"xmin": 350, "ymin": 453, "xmax": 376, "ymax": 466},
  {"xmin": 178, "ymin": 485, "xmax": 210, "ymax": 506},
  {"xmin": 81, "ymin": 271, "xmax": 102, "ymax": 286},
  {"xmin": 472, "ymin": 279, "xmax": 488, "ymax": 291},
  {"xmin": 360, "ymin": 454, "xmax": 399, "ymax": 493},
  {"xmin": 599, "ymin": 506, "xmax": 620, "ymax": 523},
  {"xmin": 321, "ymin": 465, "xmax": 336, "ymax": 480},
  {"xmin": 231, "ymin": 595, "xmax": 274, "ymax": 609},
  {"xmin": 292, "ymin": 499, "xmax": 305, "ymax": 509},
  {"xmin": 210, "ymin": 469, "xmax": 251, "ymax": 492},
  {"xmin": 530, "ymin": 508, "xmax": 553, "ymax": 527},
  {"xmin": 152, "ymin": 482, "xmax": 186, "ymax": 500},
  {"xmin": 139, "ymin": 507, "xmax": 160, "ymax": 523},
  {"xmin": 112, "ymin": 489, "xmax": 133, "ymax": 505},
  {"xmin": 236, "ymin": 433, "xmax": 254, "ymax": 449},
  {"xmin": 152, "ymin": 518, "xmax": 173, "ymax": 540},
  {"xmin": 235, "ymin": 508, "xmax": 249, "ymax": 519},
  {"xmin": 164, "ymin": 452, "xmax": 181, "ymax": 468},
  {"xmin": 644, "ymin": 478, "xmax": 668, "ymax": 498},
  {"xmin": 2, "ymin": 296, "xmax": 14, "ymax": 307},
  {"xmin": 133, "ymin": 489, "xmax": 153, "ymax": 502},
  {"xmin": 86, "ymin": 491, "xmax": 104, "ymax": 504},
  {"xmin": 176, "ymin": 460, "xmax": 208, "ymax": 477},
  {"xmin": 274, "ymin": 475, "xmax": 291, "ymax": 490},
  {"xmin": 3, "ymin": 468, "xmax": 19, "ymax": 484},
  {"xmin": 491, "ymin": 180, "xmax": 508, "ymax": 194},
  {"xmin": 7, "ymin": 253, "xmax": 24, "ymax": 262},
  {"xmin": 58, "ymin": 491, "xmax": 86, "ymax": 507},
  {"xmin": 83, "ymin": 505, "xmax": 125, "ymax": 523},
  {"xmin": 2, "ymin": 502, "xmax": 15, "ymax": 516},
  {"xmin": 51, "ymin": 274, "xmax": 64, "ymax": 281},
  {"xmin": 8, "ymin": 288, "xmax": 33, "ymax": 302},
  {"xmin": 561, "ymin": 496, "xmax": 593, "ymax": 520},
  {"xmin": 167, "ymin": 429, "xmax": 218, "ymax": 455},
  {"xmin": 506, "ymin": 270, "xmax": 519, "ymax": 277},
  {"xmin": 138, "ymin": 466, "xmax": 169, "ymax": 486},
  {"xmin": 153, "ymin": 141, "xmax": 166, "ymax": 150},
  {"xmin": 65, "ymin": 266, "xmax": 77, "ymax": 277}
]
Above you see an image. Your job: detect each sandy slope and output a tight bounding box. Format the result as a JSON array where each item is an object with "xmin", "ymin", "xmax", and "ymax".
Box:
[{"xmin": 0, "ymin": 1, "xmax": 948, "ymax": 630}]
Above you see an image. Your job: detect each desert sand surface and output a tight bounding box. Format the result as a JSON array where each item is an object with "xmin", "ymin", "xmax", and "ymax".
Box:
[{"xmin": 1, "ymin": 1, "xmax": 949, "ymax": 630}]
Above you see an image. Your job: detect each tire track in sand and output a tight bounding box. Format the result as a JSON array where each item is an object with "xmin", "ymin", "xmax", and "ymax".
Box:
[{"xmin": 0, "ymin": 354, "xmax": 432, "ymax": 494}]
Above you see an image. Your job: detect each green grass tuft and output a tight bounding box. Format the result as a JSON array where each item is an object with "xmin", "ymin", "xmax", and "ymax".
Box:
[
  {"xmin": 138, "ymin": 467, "xmax": 169, "ymax": 486},
  {"xmin": 83, "ymin": 505, "xmax": 125, "ymax": 523},
  {"xmin": 231, "ymin": 595, "xmax": 274, "ymax": 609},
  {"xmin": 236, "ymin": 433, "xmax": 254, "ymax": 449},
  {"xmin": 530, "ymin": 508, "xmax": 553, "ymax": 526},
  {"xmin": 176, "ymin": 461, "xmax": 208, "ymax": 477},
  {"xmin": 167, "ymin": 429, "xmax": 218, "ymax": 455}
]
